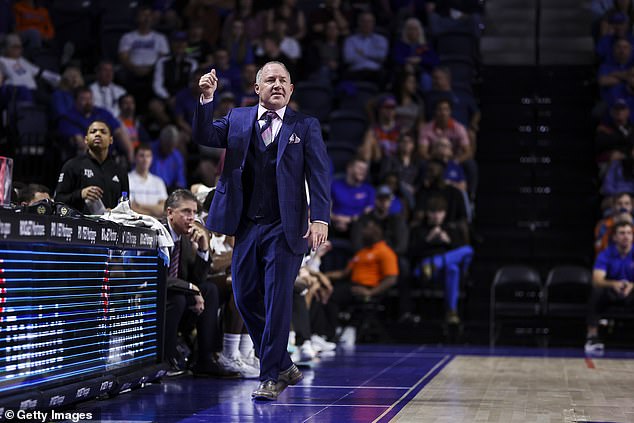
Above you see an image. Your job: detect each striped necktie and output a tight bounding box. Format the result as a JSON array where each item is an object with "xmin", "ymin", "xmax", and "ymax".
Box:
[
  {"xmin": 169, "ymin": 239, "xmax": 181, "ymax": 278},
  {"xmin": 260, "ymin": 111, "xmax": 278, "ymax": 146}
]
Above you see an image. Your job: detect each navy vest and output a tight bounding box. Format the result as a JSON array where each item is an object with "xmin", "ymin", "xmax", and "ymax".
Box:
[{"xmin": 243, "ymin": 118, "xmax": 281, "ymax": 224}]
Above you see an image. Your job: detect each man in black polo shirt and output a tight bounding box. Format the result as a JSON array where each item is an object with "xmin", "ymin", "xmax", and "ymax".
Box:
[{"xmin": 55, "ymin": 120, "xmax": 129, "ymax": 214}]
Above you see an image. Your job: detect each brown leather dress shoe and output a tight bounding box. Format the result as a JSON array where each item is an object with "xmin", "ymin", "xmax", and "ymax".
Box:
[
  {"xmin": 252, "ymin": 380, "xmax": 286, "ymax": 401},
  {"xmin": 279, "ymin": 364, "xmax": 303, "ymax": 385}
]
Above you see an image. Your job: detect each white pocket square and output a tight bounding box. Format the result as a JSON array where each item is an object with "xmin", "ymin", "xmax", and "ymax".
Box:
[{"xmin": 289, "ymin": 133, "xmax": 301, "ymax": 144}]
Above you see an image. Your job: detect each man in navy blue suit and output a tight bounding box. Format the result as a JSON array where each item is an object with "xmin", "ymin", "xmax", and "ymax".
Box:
[{"xmin": 192, "ymin": 61, "xmax": 331, "ymax": 400}]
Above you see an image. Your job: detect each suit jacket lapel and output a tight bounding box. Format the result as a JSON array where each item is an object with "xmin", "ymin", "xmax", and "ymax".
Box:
[{"xmin": 277, "ymin": 108, "xmax": 297, "ymax": 166}]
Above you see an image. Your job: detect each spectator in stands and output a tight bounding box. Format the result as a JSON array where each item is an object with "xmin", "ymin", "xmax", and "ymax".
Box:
[
  {"xmin": 255, "ymin": 32, "xmax": 297, "ymax": 77},
  {"xmin": 266, "ymin": 0, "xmax": 306, "ymax": 41},
  {"xmin": 153, "ymin": 31, "xmax": 197, "ymax": 105},
  {"xmin": 598, "ymin": 37, "xmax": 634, "ymax": 100},
  {"xmin": 12, "ymin": 0, "xmax": 55, "ymax": 58},
  {"xmin": 150, "ymin": 0, "xmax": 183, "ymax": 33},
  {"xmin": 17, "ymin": 182, "xmax": 50, "ymax": 205},
  {"xmin": 272, "ymin": 18, "xmax": 302, "ymax": 63},
  {"xmin": 184, "ymin": 0, "xmax": 223, "ymax": 48},
  {"xmin": 162, "ymin": 189, "xmax": 222, "ymax": 376},
  {"xmin": 0, "ymin": 33, "xmax": 59, "ymax": 98},
  {"xmin": 222, "ymin": 19, "xmax": 255, "ymax": 69},
  {"xmin": 185, "ymin": 21, "xmax": 214, "ymax": 68},
  {"xmin": 381, "ymin": 171, "xmax": 410, "ymax": 215},
  {"xmin": 595, "ymin": 192, "xmax": 633, "ymax": 255},
  {"xmin": 213, "ymin": 48, "xmax": 242, "ymax": 96},
  {"xmin": 351, "ymin": 185, "xmax": 409, "ymax": 253},
  {"xmin": 391, "ymin": 17, "xmax": 439, "ymax": 92},
  {"xmin": 90, "ymin": 60, "xmax": 127, "ymax": 118},
  {"xmin": 430, "ymin": 136, "xmax": 468, "ymax": 193},
  {"xmin": 234, "ymin": 63, "xmax": 259, "ymax": 107},
  {"xmin": 330, "ymin": 157, "xmax": 375, "ymax": 236},
  {"xmin": 150, "ymin": 124, "xmax": 187, "ymax": 192},
  {"xmin": 221, "ymin": 0, "xmax": 266, "ymax": 44},
  {"xmin": 0, "ymin": 66, "xmax": 32, "ymax": 109},
  {"xmin": 418, "ymin": 99, "xmax": 470, "ymax": 162},
  {"xmin": 596, "ymin": 12, "xmax": 634, "ymax": 63},
  {"xmin": 394, "ymin": 71, "xmax": 424, "ymax": 132},
  {"xmin": 602, "ymin": 150, "xmax": 634, "ymax": 196},
  {"xmin": 595, "ymin": 99, "xmax": 634, "ymax": 170},
  {"xmin": 118, "ymin": 6, "xmax": 170, "ymax": 108},
  {"xmin": 409, "ymin": 195, "xmax": 473, "ymax": 325},
  {"xmin": 342, "ymin": 11, "xmax": 389, "ymax": 85},
  {"xmin": 303, "ymin": 19, "xmax": 343, "ymax": 82},
  {"xmin": 585, "ymin": 220, "xmax": 634, "ymax": 353},
  {"xmin": 54, "ymin": 120, "xmax": 129, "ymax": 214},
  {"xmin": 424, "ymin": 66, "xmax": 481, "ymax": 139},
  {"xmin": 174, "ymin": 69, "xmax": 206, "ymax": 142},
  {"xmin": 118, "ymin": 93, "xmax": 151, "ymax": 149},
  {"xmin": 58, "ymin": 87, "xmax": 133, "ymax": 164},
  {"xmin": 605, "ymin": 68, "xmax": 634, "ymax": 121},
  {"xmin": 379, "ymin": 132, "xmax": 425, "ymax": 202},
  {"xmin": 50, "ymin": 65, "xmax": 84, "ymax": 120},
  {"xmin": 146, "ymin": 100, "xmax": 177, "ymax": 141},
  {"xmin": 128, "ymin": 143, "xmax": 168, "ymax": 218},
  {"xmin": 418, "ymin": 98, "xmax": 477, "ymax": 199},
  {"xmin": 324, "ymin": 220, "xmax": 399, "ymax": 338},
  {"xmin": 597, "ymin": 1, "xmax": 634, "ymax": 39},
  {"xmin": 350, "ymin": 184, "xmax": 410, "ymax": 318},
  {"xmin": 412, "ymin": 159, "xmax": 469, "ymax": 228},
  {"xmin": 359, "ymin": 94, "xmax": 400, "ymax": 164},
  {"xmin": 308, "ymin": 0, "xmax": 351, "ymax": 39},
  {"xmin": 213, "ymin": 91, "xmax": 237, "ymax": 120}
]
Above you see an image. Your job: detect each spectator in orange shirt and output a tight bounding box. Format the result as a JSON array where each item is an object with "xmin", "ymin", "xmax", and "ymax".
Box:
[
  {"xmin": 323, "ymin": 221, "xmax": 399, "ymax": 338},
  {"xmin": 12, "ymin": 0, "xmax": 55, "ymax": 57}
]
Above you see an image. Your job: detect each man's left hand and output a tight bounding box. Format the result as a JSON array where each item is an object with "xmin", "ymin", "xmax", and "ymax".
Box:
[
  {"xmin": 189, "ymin": 223, "xmax": 210, "ymax": 252},
  {"xmin": 304, "ymin": 221, "xmax": 329, "ymax": 251}
]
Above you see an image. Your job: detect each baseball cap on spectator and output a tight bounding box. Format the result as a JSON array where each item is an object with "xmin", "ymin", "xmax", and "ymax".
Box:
[
  {"xmin": 612, "ymin": 98, "xmax": 629, "ymax": 110},
  {"xmin": 609, "ymin": 12, "xmax": 628, "ymax": 24},
  {"xmin": 378, "ymin": 94, "xmax": 397, "ymax": 108},
  {"xmin": 170, "ymin": 31, "xmax": 188, "ymax": 42},
  {"xmin": 376, "ymin": 185, "xmax": 393, "ymax": 198}
]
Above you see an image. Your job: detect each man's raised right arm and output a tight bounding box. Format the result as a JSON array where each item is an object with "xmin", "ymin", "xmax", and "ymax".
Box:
[{"xmin": 192, "ymin": 69, "xmax": 230, "ymax": 148}]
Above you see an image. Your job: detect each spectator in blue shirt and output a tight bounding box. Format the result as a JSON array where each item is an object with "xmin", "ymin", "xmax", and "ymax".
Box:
[
  {"xmin": 50, "ymin": 65, "xmax": 84, "ymax": 121},
  {"xmin": 58, "ymin": 87, "xmax": 133, "ymax": 163},
  {"xmin": 586, "ymin": 220, "xmax": 634, "ymax": 353},
  {"xmin": 150, "ymin": 124, "xmax": 187, "ymax": 192},
  {"xmin": 330, "ymin": 157, "xmax": 375, "ymax": 236},
  {"xmin": 596, "ymin": 12, "xmax": 634, "ymax": 63},
  {"xmin": 598, "ymin": 37, "xmax": 634, "ymax": 100},
  {"xmin": 602, "ymin": 153, "xmax": 634, "ymax": 196},
  {"xmin": 342, "ymin": 11, "xmax": 388, "ymax": 85}
]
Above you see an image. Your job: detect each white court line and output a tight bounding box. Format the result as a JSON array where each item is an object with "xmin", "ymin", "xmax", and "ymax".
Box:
[
  {"xmin": 272, "ymin": 404, "xmax": 390, "ymax": 408},
  {"xmin": 301, "ymin": 346, "xmax": 431, "ymax": 423},
  {"xmin": 288, "ymin": 385, "xmax": 410, "ymax": 390},
  {"xmin": 372, "ymin": 355, "xmax": 452, "ymax": 423},
  {"xmin": 344, "ymin": 352, "xmax": 449, "ymax": 358}
]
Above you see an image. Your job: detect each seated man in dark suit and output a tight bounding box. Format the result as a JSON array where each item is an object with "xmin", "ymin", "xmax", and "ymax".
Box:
[{"xmin": 163, "ymin": 189, "xmax": 222, "ymax": 375}]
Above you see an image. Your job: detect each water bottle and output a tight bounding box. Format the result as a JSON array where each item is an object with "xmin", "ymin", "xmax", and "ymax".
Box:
[
  {"xmin": 85, "ymin": 197, "xmax": 106, "ymax": 215},
  {"xmin": 118, "ymin": 191, "xmax": 129, "ymax": 204}
]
